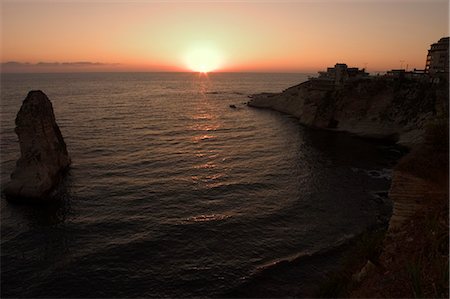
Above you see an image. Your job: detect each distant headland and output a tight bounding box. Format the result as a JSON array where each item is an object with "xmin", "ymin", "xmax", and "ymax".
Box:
[{"xmin": 248, "ymin": 37, "xmax": 449, "ymax": 147}]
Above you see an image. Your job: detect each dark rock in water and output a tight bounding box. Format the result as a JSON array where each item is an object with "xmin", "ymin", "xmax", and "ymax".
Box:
[
  {"xmin": 229, "ymin": 104, "xmax": 237, "ymax": 109},
  {"xmin": 3, "ymin": 90, "xmax": 71, "ymax": 201}
]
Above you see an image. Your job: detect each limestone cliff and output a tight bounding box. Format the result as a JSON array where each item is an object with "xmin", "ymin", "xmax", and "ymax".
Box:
[
  {"xmin": 248, "ymin": 78, "xmax": 448, "ymax": 147},
  {"xmin": 3, "ymin": 90, "xmax": 71, "ymax": 200},
  {"xmin": 351, "ymin": 119, "xmax": 448, "ymax": 298}
]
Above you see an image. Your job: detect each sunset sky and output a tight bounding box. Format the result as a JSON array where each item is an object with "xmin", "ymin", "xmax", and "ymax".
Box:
[{"xmin": 1, "ymin": 0, "xmax": 448, "ymax": 73}]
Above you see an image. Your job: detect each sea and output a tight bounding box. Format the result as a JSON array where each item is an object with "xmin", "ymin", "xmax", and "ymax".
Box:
[{"xmin": 0, "ymin": 72, "xmax": 402, "ymax": 297}]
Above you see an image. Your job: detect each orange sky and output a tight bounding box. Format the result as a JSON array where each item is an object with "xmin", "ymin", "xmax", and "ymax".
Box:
[{"xmin": 1, "ymin": 0, "xmax": 448, "ymax": 73}]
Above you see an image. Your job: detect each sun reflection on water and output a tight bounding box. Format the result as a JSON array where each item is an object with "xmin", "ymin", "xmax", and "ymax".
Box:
[
  {"xmin": 185, "ymin": 213, "xmax": 231, "ymax": 223},
  {"xmin": 187, "ymin": 74, "xmax": 231, "ymax": 200},
  {"xmin": 192, "ymin": 134, "xmax": 216, "ymax": 142}
]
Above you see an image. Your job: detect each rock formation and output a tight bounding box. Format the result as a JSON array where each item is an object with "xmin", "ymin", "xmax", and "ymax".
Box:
[
  {"xmin": 3, "ymin": 90, "xmax": 71, "ymax": 200},
  {"xmin": 248, "ymin": 78, "xmax": 448, "ymax": 147}
]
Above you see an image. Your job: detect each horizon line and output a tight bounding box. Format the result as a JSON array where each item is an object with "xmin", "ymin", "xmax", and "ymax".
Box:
[{"xmin": 0, "ymin": 70, "xmax": 391, "ymax": 75}]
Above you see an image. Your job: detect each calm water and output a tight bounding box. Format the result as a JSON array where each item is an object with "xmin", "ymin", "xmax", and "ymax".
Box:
[{"xmin": 1, "ymin": 73, "xmax": 400, "ymax": 297}]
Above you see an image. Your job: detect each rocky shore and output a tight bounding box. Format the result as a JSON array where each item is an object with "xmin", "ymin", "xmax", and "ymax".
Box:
[
  {"xmin": 248, "ymin": 76, "xmax": 449, "ymax": 297},
  {"xmin": 248, "ymin": 77, "xmax": 448, "ymax": 147}
]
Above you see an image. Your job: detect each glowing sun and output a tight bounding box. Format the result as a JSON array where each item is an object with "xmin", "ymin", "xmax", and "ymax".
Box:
[{"xmin": 184, "ymin": 45, "xmax": 223, "ymax": 73}]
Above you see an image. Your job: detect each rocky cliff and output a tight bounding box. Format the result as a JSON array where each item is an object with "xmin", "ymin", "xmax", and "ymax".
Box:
[
  {"xmin": 3, "ymin": 90, "xmax": 71, "ymax": 201},
  {"xmin": 248, "ymin": 78, "xmax": 448, "ymax": 147},
  {"xmin": 351, "ymin": 119, "xmax": 448, "ymax": 298},
  {"xmin": 249, "ymin": 77, "xmax": 449, "ymax": 297}
]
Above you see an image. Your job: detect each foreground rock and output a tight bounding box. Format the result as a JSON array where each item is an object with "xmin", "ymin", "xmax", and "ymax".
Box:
[{"xmin": 3, "ymin": 90, "xmax": 71, "ymax": 200}]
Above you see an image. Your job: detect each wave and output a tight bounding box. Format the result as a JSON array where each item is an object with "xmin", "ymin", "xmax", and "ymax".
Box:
[
  {"xmin": 205, "ymin": 91, "xmax": 246, "ymax": 96},
  {"xmin": 221, "ymin": 233, "xmax": 360, "ymax": 297},
  {"xmin": 254, "ymin": 234, "xmax": 356, "ymax": 273}
]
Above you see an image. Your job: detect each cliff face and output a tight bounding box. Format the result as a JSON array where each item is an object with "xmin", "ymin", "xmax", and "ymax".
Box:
[
  {"xmin": 3, "ymin": 90, "xmax": 71, "ymax": 200},
  {"xmin": 351, "ymin": 120, "xmax": 448, "ymax": 298},
  {"xmin": 248, "ymin": 78, "xmax": 448, "ymax": 147}
]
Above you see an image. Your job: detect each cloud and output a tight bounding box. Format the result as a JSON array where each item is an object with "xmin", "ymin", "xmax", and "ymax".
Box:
[
  {"xmin": 62, "ymin": 61, "xmax": 119, "ymax": 66},
  {"xmin": 36, "ymin": 62, "xmax": 61, "ymax": 66},
  {"xmin": 1, "ymin": 61, "xmax": 119, "ymax": 67},
  {"xmin": 0, "ymin": 61, "xmax": 122, "ymax": 73},
  {"xmin": 1, "ymin": 61, "xmax": 31, "ymax": 66}
]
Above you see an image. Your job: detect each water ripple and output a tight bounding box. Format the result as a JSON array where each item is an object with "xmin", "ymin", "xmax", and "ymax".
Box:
[{"xmin": 0, "ymin": 73, "xmax": 399, "ymax": 298}]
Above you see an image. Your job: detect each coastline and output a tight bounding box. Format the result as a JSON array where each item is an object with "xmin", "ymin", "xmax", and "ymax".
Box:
[
  {"xmin": 248, "ymin": 78, "xmax": 448, "ymax": 147},
  {"xmin": 246, "ymin": 77, "xmax": 449, "ymax": 297}
]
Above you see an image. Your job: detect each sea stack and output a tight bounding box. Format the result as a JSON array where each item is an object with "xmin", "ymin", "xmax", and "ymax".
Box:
[{"xmin": 3, "ymin": 90, "xmax": 71, "ymax": 200}]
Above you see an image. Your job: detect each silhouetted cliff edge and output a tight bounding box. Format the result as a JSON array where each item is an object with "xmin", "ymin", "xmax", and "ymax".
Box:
[{"xmin": 248, "ymin": 78, "xmax": 448, "ymax": 147}]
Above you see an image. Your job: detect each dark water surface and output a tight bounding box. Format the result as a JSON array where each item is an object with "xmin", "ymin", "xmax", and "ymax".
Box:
[{"xmin": 1, "ymin": 73, "xmax": 400, "ymax": 297}]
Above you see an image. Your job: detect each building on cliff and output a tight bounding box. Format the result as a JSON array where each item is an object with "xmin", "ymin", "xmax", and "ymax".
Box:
[
  {"xmin": 425, "ymin": 37, "xmax": 449, "ymax": 75},
  {"xmin": 309, "ymin": 63, "xmax": 369, "ymax": 90},
  {"xmin": 385, "ymin": 69, "xmax": 427, "ymax": 81},
  {"xmin": 385, "ymin": 37, "xmax": 449, "ymax": 82}
]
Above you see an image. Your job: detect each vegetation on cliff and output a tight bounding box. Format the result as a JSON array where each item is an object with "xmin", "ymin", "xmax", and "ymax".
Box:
[
  {"xmin": 310, "ymin": 119, "xmax": 449, "ymax": 298},
  {"xmin": 351, "ymin": 119, "xmax": 449, "ymax": 298}
]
